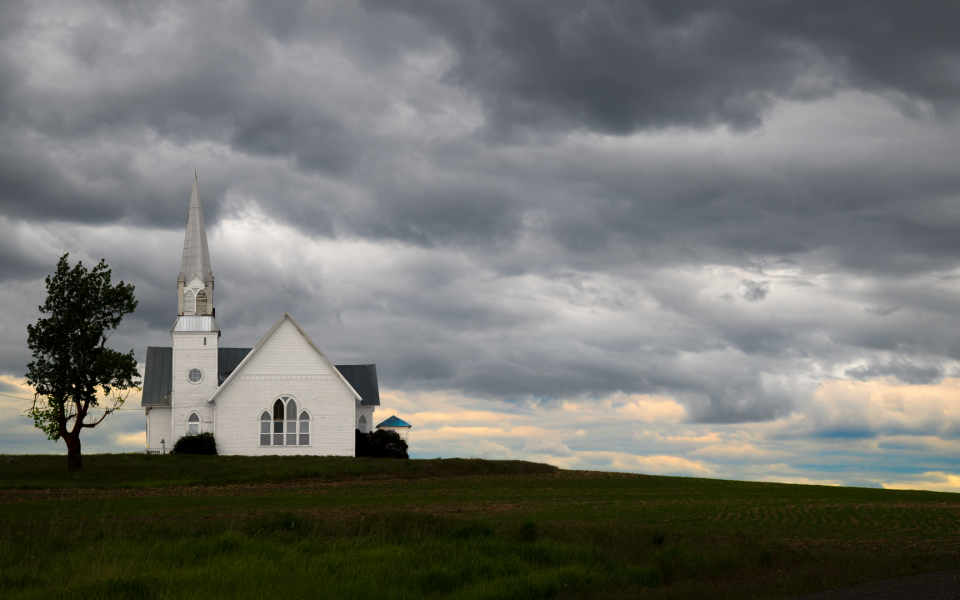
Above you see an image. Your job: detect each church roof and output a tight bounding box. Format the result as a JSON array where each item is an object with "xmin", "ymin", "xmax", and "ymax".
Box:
[
  {"xmin": 179, "ymin": 172, "xmax": 213, "ymax": 285},
  {"xmin": 140, "ymin": 344, "xmax": 381, "ymax": 406},
  {"xmin": 335, "ymin": 364, "xmax": 380, "ymax": 406},
  {"xmin": 217, "ymin": 347, "xmax": 252, "ymax": 384},
  {"xmin": 141, "ymin": 347, "xmax": 173, "ymax": 407},
  {"xmin": 376, "ymin": 415, "xmax": 411, "ymax": 428},
  {"xmin": 171, "ymin": 315, "xmax": 219, "ymax": 332},
  {"xmin": 207, "ymin": 313, "xmax": 363, "ymax": 404},
  {"xmin": 141, "ymin": 347, "xmax": 243, "ymax": 406}
]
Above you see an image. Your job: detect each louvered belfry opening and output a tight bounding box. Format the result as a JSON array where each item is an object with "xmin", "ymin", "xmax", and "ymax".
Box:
[{"xmin": 196, "ymin": 290, "xmax": 207, "ymax": 314}]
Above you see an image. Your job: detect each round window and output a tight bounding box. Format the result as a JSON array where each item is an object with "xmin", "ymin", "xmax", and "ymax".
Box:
[{"xmin": 187, "ymin": 368, "xmax": 203, "ymax": 383}]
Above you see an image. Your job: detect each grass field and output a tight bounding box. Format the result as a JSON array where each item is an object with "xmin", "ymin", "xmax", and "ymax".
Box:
[
  {"xmin": 1, "ymin": 455, "xmax": 959, "ymax": 599},
  {"xmin": 0, "ymin": 453, "xmax": 557, "ymax": 489}
]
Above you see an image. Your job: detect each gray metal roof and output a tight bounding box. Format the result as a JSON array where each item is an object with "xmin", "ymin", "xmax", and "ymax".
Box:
[
  {"xmin": 171, "ymin": 316, "xmax": 220, "ymax": 332},
  {"xmin": 335, "ymin": 364, "xmax": 380, "ymax": 406},
  {"xmin": 179, "ymin": 173, "xmax": 213, "ymax": 285},
  {"xmin": 143, "ymin": 344, "xmax": 380, "ymax": 406},
  {"xmin": 141, "ymin": 347, "xmax": 173, "ymax": 406},
  {"xmin": 217, "ymin": 347, "xmax": 252, "ymax": 385}
]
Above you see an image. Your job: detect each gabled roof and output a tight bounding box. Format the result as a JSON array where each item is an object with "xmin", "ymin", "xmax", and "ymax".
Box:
[
  {"xmin": 140, "ymin": 344, "xmax": 380, "ymax": 404},
  {"xmin": 179, "ymin": 172, "xmax": 213, "ymax": 285},
  {"xmin": 208, "ymin": 312, "xmax": 362, "ymax": 404},
  {"xmin": 377, "ymin": 415, "xmax": 412, "ymax": 428}
]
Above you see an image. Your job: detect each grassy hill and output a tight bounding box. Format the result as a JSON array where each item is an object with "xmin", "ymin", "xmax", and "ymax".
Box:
[{"xmin": 1, "ymin": 454, "xmax": 958, "ymax": 599}]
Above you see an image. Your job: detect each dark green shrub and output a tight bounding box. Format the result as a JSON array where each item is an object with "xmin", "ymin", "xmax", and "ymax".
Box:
[
  {"xmin": 355, "ymin": 429, "xmax": 409, "ymax": 458},
  {"xmin": 171, "ymin": 432, "xmax": 217, "ymax": 455}
]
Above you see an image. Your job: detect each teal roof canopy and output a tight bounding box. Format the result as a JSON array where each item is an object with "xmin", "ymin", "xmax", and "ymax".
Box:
[{"xmin": 376, "ymin": 415, "xmax": 412, "ymax": 428}]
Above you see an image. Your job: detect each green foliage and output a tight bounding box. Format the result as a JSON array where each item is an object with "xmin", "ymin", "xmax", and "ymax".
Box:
[
  {"xmin": 171, "ymin": 433, "xmax": 218, "ymax": 455},
  {"xmin": 24, "ymin": 253, "xmax": 139, "ymax": 469},
  {"xmin": 355, "ymin": 429, "xmax": 409, "ymax": 458}
]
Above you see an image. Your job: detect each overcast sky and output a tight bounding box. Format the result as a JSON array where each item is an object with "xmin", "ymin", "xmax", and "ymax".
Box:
[{"xmin": 2, "ymin": 0, "xmax": 960, "ymax": 491}]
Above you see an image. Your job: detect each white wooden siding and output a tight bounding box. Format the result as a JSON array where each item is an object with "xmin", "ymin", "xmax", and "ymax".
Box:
[
  {"xmin": 146, "ymin": 407, "xmax": 171, "ymax": 450},
  {"xmin": 376, "ymin": 425, "xmax": 409, "ymax": 441},
  {"xmin": 212, "ymin": 319, "xmax": 355, "ymax": 456},
  {"xmin": 356, "ymin": 405, "xmax": 376, "ymax": 433},
  {"xmin": 171, "ymin": 331, "xmax": 219, "ymax": 442}
]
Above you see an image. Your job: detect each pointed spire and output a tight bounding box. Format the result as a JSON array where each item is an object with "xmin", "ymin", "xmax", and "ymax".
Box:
[{"xmin": 179, "ymin": 172, "xmax": 212, "ymax": 286}]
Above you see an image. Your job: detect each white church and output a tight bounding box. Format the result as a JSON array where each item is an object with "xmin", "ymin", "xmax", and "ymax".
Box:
[{"xmin": 142, "ymin": 175, "xmax": 408, "ymax": 455}]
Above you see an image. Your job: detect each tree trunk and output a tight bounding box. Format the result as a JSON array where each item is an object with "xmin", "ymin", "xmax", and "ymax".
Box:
[{"xmin": 65, "ymin": 435, "xmax": 82, "ymax": 471}]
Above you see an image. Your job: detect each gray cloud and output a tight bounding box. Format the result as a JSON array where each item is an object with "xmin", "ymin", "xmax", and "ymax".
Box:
[
  {"xmin": 846, "ymin": 359, "xmax": 945, "ymax": 385},
  {"xmin": 373, "ymin": 0, "xmax": 960, "ymax": 136},
  {"xmin": 739, "ymin": 280, "xmax": 770, "ymax": 302},
  {"xmin": 2, "ymin": 0, "xmax": 960, "ymax": 429}
]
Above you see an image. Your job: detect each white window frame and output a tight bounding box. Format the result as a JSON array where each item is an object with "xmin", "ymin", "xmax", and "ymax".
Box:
[
  {"xmin": 298, "ymin": 410, "xmax": 311, "ymax": 447},
  {"xmin": 187, "ymin": 412, "xmax": 200, "ymax": 436},
  {"xmin": 357, "ymin": 414, "xmax": 367, "ymax": 433},
  {"xmin": 186, "ymin": 367, "xmax": 204, "ymax": 385},
  {"xmin": 259, "ymin": 410, "xmax": 271, "ymax": 446},
  {"xmin": 259, "ymin": 396, "xmax": 311, "ymax": 448}
]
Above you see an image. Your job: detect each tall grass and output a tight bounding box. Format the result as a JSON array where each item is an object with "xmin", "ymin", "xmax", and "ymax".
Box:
[
  {"xmin": 0, "ymin": 513, "xmax": 660, "ymax": 600},
  {"xmin": 4, "ymin": 509, "xmax": 951, "ymax": 600},
  {"xmin": 3, "ymin": 457, "xmax": 960, "ymax": 598}
]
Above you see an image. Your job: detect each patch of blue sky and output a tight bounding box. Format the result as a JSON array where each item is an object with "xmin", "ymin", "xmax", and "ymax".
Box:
[
  {"xmin": 877, "ymin": 441, "xmax": 936, "ymax": 452},
  {"xmin": 811, "ymin": 429, "xmax": 877, "ymax": 439}
]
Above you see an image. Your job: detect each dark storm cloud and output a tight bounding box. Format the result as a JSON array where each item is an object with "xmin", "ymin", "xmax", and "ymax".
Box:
[
  {"xmin": 2, "ymin": 0, "xmax": 960, "ymax": 428},
  {"xmin": 373, "ymin": 0, "xmax": 960, "ymax": 135},
  {"xmin": 739, "ymin": 280, "xmax": 770, "ymax": 302},
  {"xmin": 846, "ymin": 359, "xmax": 944, "ymax": 385}
]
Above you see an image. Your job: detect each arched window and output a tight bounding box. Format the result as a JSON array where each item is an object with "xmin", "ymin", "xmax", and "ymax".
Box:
[
  {"xmin": 260, "ymin": 411, "xmax": 271, "ymax": 446},
  {"xmin": 196, "ymin": 290, "xmax": 208, "ymax": 315},
  {"xmin": 358, "ymin": 414, "xmax": 367, "ymax": 433},
  {"xmin": 262, "ymin": 396, "xmax": 309, "ymax": 447},
  {"xmin": 273, "ymin": 399, "xmax": 284, "ymax": 445},
  {"xmin": 285, "ymin": 399, "xmax": 298, "ymax": 445},
  {"xmin": 187, "ymin": 412, "xmax": 200, "ymax": 436},
  {"xmin": 299, "ymin": 411, "xmax": 310, "ymax": 446},
  {"xmin": 184, "ymin": 289, "xmax": 196, "ymax": 315}
]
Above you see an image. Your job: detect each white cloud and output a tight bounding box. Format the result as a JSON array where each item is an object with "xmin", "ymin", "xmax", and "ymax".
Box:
[
  {"xmin": 470, "ymin": 440, "xmax": 512, "ymax": 460},
  {"xmin": 522, "ymin": 438, "xmax": 572, "ymax": 457}
]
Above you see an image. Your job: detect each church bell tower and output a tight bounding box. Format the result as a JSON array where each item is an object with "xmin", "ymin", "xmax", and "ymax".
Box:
[
  {"xmin": 177, "ymin": 172, "xmax": 215, "ymax": 317},
  {"xmin": 170, "ymin": 173, "xmax": 220, "ymax": 441}
]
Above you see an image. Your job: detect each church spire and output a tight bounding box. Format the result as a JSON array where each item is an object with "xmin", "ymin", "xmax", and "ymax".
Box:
[
  {"xmin": 177, "ymin": 172, "xmax": 214, "ymax": 316},
  {"xmin": 179, "ymin": 172, "xmax": 212, "ymax": 286}
]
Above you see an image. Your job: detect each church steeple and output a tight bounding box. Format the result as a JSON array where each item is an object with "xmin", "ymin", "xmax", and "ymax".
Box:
[{"xmin": 177, "ymin": 172, "xmax": 214, "ymax": 316}]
